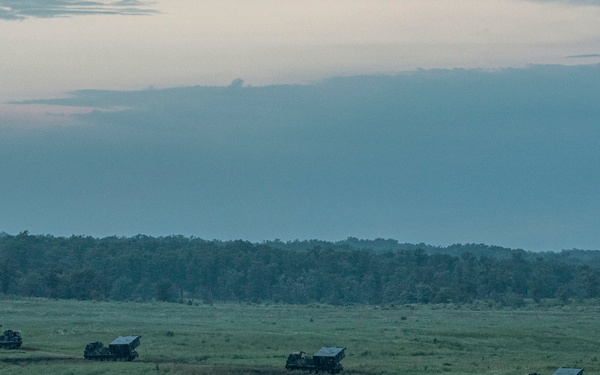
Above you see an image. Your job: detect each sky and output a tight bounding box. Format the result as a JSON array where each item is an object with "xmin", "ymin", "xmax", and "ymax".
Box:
[{"xmin": 1, "ymin": 0, "xmax": 600, "ymax": 251}]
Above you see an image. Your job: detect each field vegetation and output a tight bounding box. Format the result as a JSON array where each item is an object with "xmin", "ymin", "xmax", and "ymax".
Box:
[{"xmin": 2, "ymin": 298, "xmax": 600, "ymax": 375}]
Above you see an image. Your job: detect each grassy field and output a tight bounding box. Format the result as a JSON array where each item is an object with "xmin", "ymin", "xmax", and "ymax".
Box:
[{"xmin": 2, "ymin": 298, "xmax": 600, "ymax": 374}]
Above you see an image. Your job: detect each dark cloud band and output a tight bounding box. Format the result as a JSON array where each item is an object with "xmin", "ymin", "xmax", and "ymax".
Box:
[{"xmin": 3, "ymin": 63, "xmax": 600, "ymax": 250}]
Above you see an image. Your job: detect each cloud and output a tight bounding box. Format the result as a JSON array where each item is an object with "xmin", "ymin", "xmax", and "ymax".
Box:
[
  {"xmin": 15, "ymin": 64, "xmax": 600, "ymax": 145},
  {"xmin": 4, "ymin": 64, "xmax": 600, "ymax": 250},
  {"xmin": 567, "ymin": 54, "xmax": 600, "ymax": 59},
  {"xmin": 0, "ymin": 0, "xmax": 157, "ymax": 20}
]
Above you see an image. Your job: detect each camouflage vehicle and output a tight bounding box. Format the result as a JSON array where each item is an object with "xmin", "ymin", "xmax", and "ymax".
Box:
[
  {"xmin": 84, "ymin": 335, "xmax": 141, "ymax": 361},
  {"xmin": 286, "ymin": 347, "xmax": 346, "ymax": 374},
  {"xmin": 0, "ymin": 329, "xmax": 22, "ymax": 349}
]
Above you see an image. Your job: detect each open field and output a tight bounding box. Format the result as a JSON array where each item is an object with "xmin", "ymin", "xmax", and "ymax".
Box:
[{"xmin": 2, "ymin": 299, "xmax": 600, "ymax": 374}]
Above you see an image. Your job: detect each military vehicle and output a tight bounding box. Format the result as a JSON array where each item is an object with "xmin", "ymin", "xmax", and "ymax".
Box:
[
  {"xmin": 529, "ymin": 367, "xmax": 584, "ymax": 375},
  {"xmin": 552, "ymin": 369, "xmax": 584, "ymax": 375},
  {"xmin": 0, "ymin": 329, "xmax": 22, "ymax": 349},
  {"xmin": 84, "ymin": 335, "xmax": 141, "ymax": 361},
  {"xmin": 286, "ymin": 347, "xmax": 346, "ymax": 374}
]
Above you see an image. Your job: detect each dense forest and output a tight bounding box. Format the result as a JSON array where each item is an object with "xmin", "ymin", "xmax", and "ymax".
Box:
[{"xmin": 1, "ymin": 232, "xmax": 599, "ymax": 306}]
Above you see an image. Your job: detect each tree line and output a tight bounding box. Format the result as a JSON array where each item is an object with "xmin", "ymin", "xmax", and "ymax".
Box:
[{"xmin": 1, "ymin": 232, "xmax": 599, "ymax": 306}]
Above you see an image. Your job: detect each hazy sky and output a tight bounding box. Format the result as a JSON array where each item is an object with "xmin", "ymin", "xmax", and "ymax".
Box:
[
  {"xmin": 1, "ymin": 0, "xmax": 600, "ymax": 251},
  {"xmin": 3, "ymin": 0, "xmax": 600, "ymax": 101}
]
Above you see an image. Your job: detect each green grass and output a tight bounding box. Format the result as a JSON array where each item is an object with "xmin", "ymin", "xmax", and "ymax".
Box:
[{"xmin": 2, "ymin": 298, "xmax": 600, "ymax": 374}]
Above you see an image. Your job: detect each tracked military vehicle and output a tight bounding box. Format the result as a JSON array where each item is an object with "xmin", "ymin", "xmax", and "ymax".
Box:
[
  {"xmin": 286, "ymin": 347, "xmax": 346, "ymax": 374},
  {"xmin": 84, "ymin": 335, "xmax": 141, "ymax": 361},
  {"xmin": 529, "ymin": 367, "xmax": 584, "ymax": 375},
  {"xmin": 0, "ymin": 329, "xmax": 22, "ymax": 349}
]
